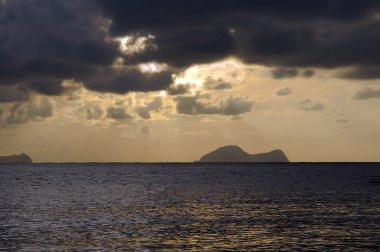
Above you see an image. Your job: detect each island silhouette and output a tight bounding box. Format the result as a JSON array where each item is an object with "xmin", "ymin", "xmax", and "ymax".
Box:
[
  {"xmin": 0, "ymin": 147, "xmax": 289, "ymax": 163},
  {"xmin": 198, "ymin": 145, "xmax": 289, "ymax": 162},
  {"xmin": 0, "ymin": 153, "xmax": 33, "ymax": 163}
]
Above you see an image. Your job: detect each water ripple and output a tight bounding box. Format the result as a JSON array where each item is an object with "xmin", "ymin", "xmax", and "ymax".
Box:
[{"xmin": 0, "ymin": 163, "xmax": 379, "ymax": 251}]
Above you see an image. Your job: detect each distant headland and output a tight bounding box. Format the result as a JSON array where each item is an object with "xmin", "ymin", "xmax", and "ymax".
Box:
[
  {"xmin": 198, "ymin": 145, "xmax": 289, "ymax": 163},
  {"xmin": 0, "ymin": 153, "xmax": 33, "ymax": 164}
]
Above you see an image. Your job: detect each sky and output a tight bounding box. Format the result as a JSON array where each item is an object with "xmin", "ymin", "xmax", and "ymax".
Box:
[{"xmin": 0, "ymin": 0, "xmax": 380, "ymax": 162}]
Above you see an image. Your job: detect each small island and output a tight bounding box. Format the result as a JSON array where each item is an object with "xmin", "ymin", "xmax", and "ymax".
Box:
[
  {"xmin": 198, "ymin": 145, "xmax": 289, "ymax": 163},
  {"xmin": 0, "ymin": 153, "xmax": 33, "ymax": 164}
]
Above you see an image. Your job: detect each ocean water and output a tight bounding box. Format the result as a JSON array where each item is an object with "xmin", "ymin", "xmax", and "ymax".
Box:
[{"xmin": 0, "ymin": 163, "xmax": 379, "ymax": 251}]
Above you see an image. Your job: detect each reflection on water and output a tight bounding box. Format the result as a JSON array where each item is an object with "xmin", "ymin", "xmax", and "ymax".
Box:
[{"xmin": 0, "ymin": 163, "xmax": 379, "ymax": 251}]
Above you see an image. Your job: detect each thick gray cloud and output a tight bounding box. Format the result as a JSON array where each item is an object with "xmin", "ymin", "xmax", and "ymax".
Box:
[
  {"xmin": 124, "ymin": 27, "xmax": 235, "ymax": 68},
  {"xmin": 107, "ymin": 106, "xmax": 133, "ymax": 121},
  {"xmin": 297, "ymin": 99, "xmax": 325, "ymax": 111},
  {"xmin": 100, "ymin": 0, "xmax": 380, "ymax": 70},
  {"xmin": 276, "ymin": 87, "xmax": 293, "ymax": 96},
  {"xmin": 0, "ymin": 0, "xmax": 120, "ymax": 98},
  {"xmin": 2, "ymin": 0, "xmax": 380, "ymax": 103},
  {"xmin": 353, "ymin": 87, "xmax": 380, "ymax": 100},
  {"xmin": 0, "ymin": 0, "xmax": 174, "ymax": 101},
  {"xmin": 99, "ymin": 0, "xmax": 379, "ymax": 35},
  {"xmin": 176, "ymin": 96, "xmax": 254, "ymax": 116}
]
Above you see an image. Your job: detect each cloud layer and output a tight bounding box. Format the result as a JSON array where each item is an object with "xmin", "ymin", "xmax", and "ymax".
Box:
[
  {"xmin": 176, "ymin": 96, "xmax": 254, "ymax": 116},
  {"xmin": 1, "ymin": 0, "xmax": 380, "ymax": 102}
]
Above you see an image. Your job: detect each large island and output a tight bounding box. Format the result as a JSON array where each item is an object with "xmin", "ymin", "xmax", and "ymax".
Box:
[{"xmin": 198, "ymin": 145, "xmax": 289, "ymax": 162}]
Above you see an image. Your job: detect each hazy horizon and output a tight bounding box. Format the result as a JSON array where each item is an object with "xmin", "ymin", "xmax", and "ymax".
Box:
[{"xmin": 1, "ymin": 0, "xmax": 380, "ymax": 162}]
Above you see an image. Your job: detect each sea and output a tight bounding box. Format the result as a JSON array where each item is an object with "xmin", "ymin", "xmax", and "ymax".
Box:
[{"xmin": 0, "ymin": 163, "xmax": 379, "ymax": 251}]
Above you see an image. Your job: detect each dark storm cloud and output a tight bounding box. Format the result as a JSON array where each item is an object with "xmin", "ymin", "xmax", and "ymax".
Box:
[
  {"xmin": 0, "ymin": 0, "xmax": 174, "ymax": 101},
  {"xmin": 2, "ymin": 0, "xmax": 380, "ymax": 103},
  {"xmin": 176, "ymin": 96, "xmax": 254, "ymax": 116},
  {"xmin": 99, "ymin": 0, "xmax": 380, "ymax": 35},
  {"xmin": 234, "ymin": 12, "xmax": 380, "ymax": 70},
  {"xmin": 353, "ymin": 87, "xmax": 380, "ymax": 100},
  {"xmin": 123, "ymin": 27, "xmax": 235, "ymax": 68},
  {"xmin": 99, "ymin": 0, "xmax": 380, "ymax": 70},
  {"xmin": 0, "ymin": 0, "xmax": 121, "ymax": 100}
]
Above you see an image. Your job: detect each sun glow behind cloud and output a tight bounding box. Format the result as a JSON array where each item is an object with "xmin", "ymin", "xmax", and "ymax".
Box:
[
  {"xmin": 138, "ymin": 62, "xmax": 168, "ymax": 73},
  {"xmin": 117, "ymin": 35, "xmax": 157, "ymax": 55}
]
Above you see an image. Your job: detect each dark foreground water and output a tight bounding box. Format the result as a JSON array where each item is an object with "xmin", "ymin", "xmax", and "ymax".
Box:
[{"xmin": 0, "ymin": 163, "xmax": 379, "ymax": 251}]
